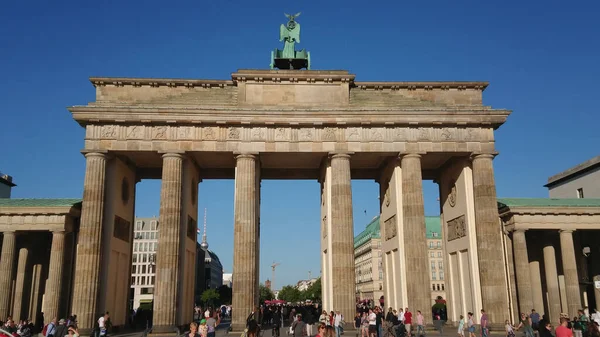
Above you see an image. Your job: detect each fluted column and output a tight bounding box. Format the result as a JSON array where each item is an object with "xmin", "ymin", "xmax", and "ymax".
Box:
[
  {"xmin": 231, "ymin": 154, "xmax": 260, "ymax": 332},
  {"xmin": 330, "ymin": 153, "xmax": 355, "ymax": 325},
  {"xmin": 0, "ymin": 231, "xmax": 17, "ymax": 320},
  {"xmin": 43, "ymin": 230, "xmax": 65, "ymax": 322},
  {"xmin": 153, "ymin": 153, "xmax": 184, "ymax": 332},
  {"xmin": 400, "ymin": 153, "xmax": 431, "ymax": 322},
  {"xmin": 543, "ymin": 244, "xmax": 561, "ymax": 324},
  {"xmin": 71, "ymin": 152, "xmax": 106, "ymax": 330},
  {"xmin": 13, "ymin": 247, "xmax": 29, "ymax": 320},
  {"xmin": 559, "ymin": 229, "xmax": 581, "ymax": 317},
  {"xmin": 512, "ymin": 230, "xmax": 534, "ymax": 314},
  {"xmin": 472, "ymin": 154, "xmax": 509, "ymax": 325},
  {"xmin": 29, "ymin": 263, "xmax": 43, "ymax": 324}
]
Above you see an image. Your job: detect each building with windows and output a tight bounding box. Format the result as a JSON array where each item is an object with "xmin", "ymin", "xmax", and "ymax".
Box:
[
  {"xmin": 354, "ymin": 216, "xmax": 383, "ymax": 301},
  {"xmin": 131, "ymin": 217, "xmax": 159, "ymax": 310},
  {"xmin": 426, "ymin": 216, "xmax": 446, "ymax": 301},
  {"xmin": 545, "ymin": 155, "xmax": 600, "ymax": 198}
]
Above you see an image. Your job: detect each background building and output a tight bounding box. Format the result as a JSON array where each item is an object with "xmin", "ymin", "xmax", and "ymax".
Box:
[
  {"xmin": 131, "ymin": 217, "xmax": 158, "ymax": 310},
  {"xmin": 0, "ymin": 172, "xmax": 15, "ymax": 198},
  {"xmin": 354, "ymin": 216, "xmax": 383, "ymax": 301},
  {"xmin": 223, "ymin": 273, "xmax": 233, "ymax": 288},
  {"xmin": 545, "ymin": 155, "xmax": 600, "ymax": 198},
  {"xmin": 426, "ymin": 216, "xmax": 446, "ymax": 301}
]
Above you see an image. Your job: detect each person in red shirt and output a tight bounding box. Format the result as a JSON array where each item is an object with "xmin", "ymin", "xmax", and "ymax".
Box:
[
  {"xmin": 555, "ymin": 317, "xmax": 572, "ymax": 337},
  {"xmin": 404, "ymin": 308, "xmax": 413, "ymax": 337}
]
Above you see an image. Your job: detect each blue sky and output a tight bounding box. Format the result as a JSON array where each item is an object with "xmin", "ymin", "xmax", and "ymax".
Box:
[{"xmin": 1, "ymin": 0, "xmax": 599, "ymax": 289}]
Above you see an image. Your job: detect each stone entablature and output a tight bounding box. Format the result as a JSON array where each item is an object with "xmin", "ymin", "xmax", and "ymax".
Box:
[
  {"xmin": 500, "ymin": 207, "xmax": 600, "ymax": 231},
  {"xmin": 82, "ymin": 124, "xmax": 497, "ymax": 154},
  {"xmin": 0, "ymin": 206, "xmax": 80, "ymax": 232}
]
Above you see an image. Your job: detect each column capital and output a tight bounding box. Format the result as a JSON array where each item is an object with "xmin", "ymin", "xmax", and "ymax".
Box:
[
  {"xmin": 513, "ymin": 228, "xmax": 527, "ymax": 234},
  {"xmin": 559, "ymin": 229, "xmax": 575, "ymax": 234},
  {"xmin": 2, "ymin": 230, "xmax": 15, "ymax": 234},
  {"xmin": 234, "ymin": 152, "xmax": 258, "ymax": 160},
  {"xmin": 399, "ymin": 152, "xmax": 424, "ymax": 159},
  {"xmin": 471, "ymin": 152, "xmax": 498, "ymax": 161},
  {"xmin": 329, "ymin": 152, "xmax": 353, "ymax": 160},
  {"xmin": 50, "ymin": 229, "xmax": 66, "ymax": 234},
  {"xmin": 161, "ymin": 152, "xmax": 184, "ymax": 159},
  {"xmin": 83, "ymin": 152, "xmax": 107, "ymax": 159}
]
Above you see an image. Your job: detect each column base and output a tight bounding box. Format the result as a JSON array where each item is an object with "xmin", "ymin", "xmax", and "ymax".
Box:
[{"xmin": 151, "ymin": 325, "xmax": 180, "ymax": 334}]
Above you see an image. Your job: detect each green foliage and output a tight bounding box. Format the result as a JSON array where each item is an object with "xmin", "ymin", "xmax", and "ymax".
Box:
[
  {"xmin": 201, "ymin": 288, "xmax": 220, "ymax": 307},
  {"xmin": 278, "ymin": 285, "xmax": 302, "ymax": 302},
  {"xmin": 302, "ymin": 277, "xmax": 321, "ymax": 302},
  {"xmin": 260, "ymin": 284, "xmax": 275, "ymax": 303}
]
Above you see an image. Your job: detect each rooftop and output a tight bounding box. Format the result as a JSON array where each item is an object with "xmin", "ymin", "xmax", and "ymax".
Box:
[
  {"xmin": 545, "ymin": 155, "xmax": 600, "ymax": 187},
  {"xmin": 0, "ymin": 198, "xmax": 82, "ymax": 208},
  {"xmin": 354, "ymin": 216, "xmax": 380, "ymax": 248},
  {"xmin": 497, "ymin": 198, "xmax": 600, "ymax": 208},
  {"xmin": 0, "ymin": 172, "xmax": 16, "ymax": 187}
]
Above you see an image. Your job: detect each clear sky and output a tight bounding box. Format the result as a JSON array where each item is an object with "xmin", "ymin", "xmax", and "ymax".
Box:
[{"xmin": 1, "ymin": 0, "xmax": 599, "ymax": 289}]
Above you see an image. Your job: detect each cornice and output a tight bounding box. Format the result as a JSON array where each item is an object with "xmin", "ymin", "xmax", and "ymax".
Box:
[
  {"xmin": 68, "ymin": 105, "xmax": 510, "ymax": 127},
  {"xmin": 232, "ymin": 69, "xmax": 354, "ymax": 83},
  {"xmin": 353, "ymin": 81, "xmax": 488, "ymax": 91},
  {"xmin": 500, "ymin": 206, "xmax": 600, "ymax": 216},
  {"xmin": 89, "ymin": 77, "xmax": 234, "ymax": 88}
]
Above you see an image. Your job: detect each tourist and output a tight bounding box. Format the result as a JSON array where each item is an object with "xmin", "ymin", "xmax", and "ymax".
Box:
[
  {"xmin": 247, "ymin": 321, "xmax": 260, "ymax": 337},
  {"xmin": 555, "ymin": 317, "xmax": 573, "ymax": 337},
  {"xmin": 320, "ymin": 311, "xmax": 329, "ymax": 326},
  {"xmin": 206, "ymin": 311, "xmax": 220, "ymax": 337},
  {"xmin": 416, "ymin": 311, "xmax": 425, "ymax": 337},
  {"xmin": 66, "ymin": 324, "xmax": 79, "ymax": 337},
  {"xmin": 97, "ymin": 312, "xmax": 109, "ymax": 337},
  {"xmin": 368, "ymin": 309, "xmax": 377, "ymax": 337},
  {"xmin": 530, "ymin": 310, "xmax": 541, "ymax": 332},
  {"xmin": 457, "ymin": 315, "xmax": 465, "ymax": 337},
  {"xmin": 404, "ymin": 308, "xmax": 412, "ymax": 337},
  {"xmin": 361, "ymin": 312, "xmax": 369, "ymax": 337},
  {"xmin": 539, "ymin": 322, "xmax": 553, "ymax": 337},
  {"xmin": 505, "ymin": 320, "xmax": 515, "ymax": 337},
  {"xmin": 272, "ymin": 308, "xmax": 282, "ymax": 337},
  {"xmin": 292, "ymin": 314, "xmax": 307, "ymax": 337},
  {"xmin": 516, "ymin": 313, "xmax": 534, "ymax": 337},
  {"xmin": 198, "ymin": 319, "xmax": 208, "ymax": 337},
  {"xmin": 316, "ymin": 323, "xmax": 326, "ymax": 337},
  {"xmin": 480, "ymin": 310, "xmax": 488, "ymax": 337},
  {"xmin": 334, "ymin": 311, "xmax": 344, "ymax": 337},
  {"xmin": 467, "ymin": 312, "xmax": 475, "ymax": 337},
  {"xmin": 592, "ymin": 310, "xmax": 600, "ymax": 327}
]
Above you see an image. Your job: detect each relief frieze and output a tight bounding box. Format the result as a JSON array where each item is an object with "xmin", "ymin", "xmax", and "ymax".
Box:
[
  {"xmin": 384, "ymin": 215, "xmax": 397, "ymax": 241},
  {"xmin": 90, "ymin": 125, "xmax": 486, "ymax": 144},
  {"xmin": 447, "ymin": 215, "xmax": 466, "ymax": 241}
]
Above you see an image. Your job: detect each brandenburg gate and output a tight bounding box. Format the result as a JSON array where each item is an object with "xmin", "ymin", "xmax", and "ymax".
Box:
[{"xmin": 67, "ymin": 65, "xmax": 511, "ymax": 331}]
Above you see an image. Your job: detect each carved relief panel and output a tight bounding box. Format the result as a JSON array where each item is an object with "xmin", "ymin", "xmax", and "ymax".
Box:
[
  {"xmin": 384, "ymin": 215, "xmax": 397, "ymax": 241},
  {"xmin": 447, "ymin": 215, "xmax": 466, "ymax": 241}
]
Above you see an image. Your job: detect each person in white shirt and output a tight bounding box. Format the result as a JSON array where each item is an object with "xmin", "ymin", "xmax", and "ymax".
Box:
[
  {"xmin": 368, "ymin": 309, "xmax": 377, "ymax": 337},
  {"xmin": 334, "ymin": 311, "xmax": 344, "ymax": 337},
  {"xmin": 398, "ymin": 309, "xmax": 405, "ymax": 324},
  {"xmin": 98, "ymin": 312, "xmax": 109, "ymax": 337},
  {"xmin": 591, "ymin": 309, "xmax": 600, "ymax": 326}
]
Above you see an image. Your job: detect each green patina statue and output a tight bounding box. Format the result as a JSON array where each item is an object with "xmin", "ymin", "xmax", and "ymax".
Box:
[{"xmin": 270, "ymin": 12, "xmax": 311, "ymax": 70}]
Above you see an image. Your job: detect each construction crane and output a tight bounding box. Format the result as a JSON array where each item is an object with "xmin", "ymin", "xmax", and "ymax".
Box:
[{"xmin": 271, "ymin": 261, "xmax": 281, "ymax": 290}]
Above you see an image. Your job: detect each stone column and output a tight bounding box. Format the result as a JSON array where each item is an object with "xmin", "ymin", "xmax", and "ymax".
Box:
[
  {"xmin": 29, "ymin": 263, "xmax": 43, "ymax": 324},
  {"xmin": 43, "ymin": 230, "xmax": 65, "ymax": 322},
  {"xmin": 512, "ymin": 230, "xmax": 534, "ymax": 314},
  {"xmin": 153, "ymin": 153, "xmax": 184, "ymax": 332},
  {"xmin": 13, "ymin": 247, "xmax": 29, "ymax": 320},
  {"xmin": 543, "ymin": 245, "xmax": 561, "ymax": 324},
  {"xmin": 0, "ymin": 231, "xmax": 17, "ymax": 320},
  {"xmin": 71, "ymin": 152, "xmax": 107, "ymax": 330},
  {"xmin": 231, "ymin": 154, "xmax": 260, "ymax": 332},
  {"xmin": 529, "ymin": 261, "xmax": 545, "ymax": 317},
  {"xmin": 330, "ymin": 153, "xmax": 355, "ymax": 325},
  {"xmin": 400, "ymin": 153, "xmax": 431, "ymax": 322},
  {"xmin": 472, "ymin": 154, "xmax": 509, "ymax": 325},
  {"xmin": 559, "ymin": 229, "xmax": 581, "ymax": 317}
]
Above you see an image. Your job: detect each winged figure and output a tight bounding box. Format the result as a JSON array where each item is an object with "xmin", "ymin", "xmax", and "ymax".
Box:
[{"xmin": 280, "ymin": 12, "xmax": 301, "ymax": 58}]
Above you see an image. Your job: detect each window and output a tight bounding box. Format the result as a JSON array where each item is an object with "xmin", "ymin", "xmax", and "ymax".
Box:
[
  {"xmin": 439, "ymin": 261, "xmax": 443, "ymax": 270},
  {"xmin": 151, "ymin": 220, "xmax": 157, "ymax": 230},
  {"xmin": 142, "ymin": 265, "xmax": 146, "ymax": 274},
  {"xmin": 132, "ymin": 254, "xmax": 137, "ymax": 263},
  {"xmin": 577, "ymin": 188, "xmax": 584, "ymax": 198},
  {"xmin": 440, "ymin": 271, "xmax": 445, "ymax": 280},
  {"xmin": 431, "ymin": 261, "xmax": 436, "ymax": 269},
  {"xmin": 438, "ymin": 252, "xmax": 442, "ymax": 258},
  {"xmin": 432, "ymin": 232, "xmax": 438, "ymax": 238},
  {"xmin": 379, "ymin": 271, "xmax": 383, "ymax": 280},
  {"xmin": 432, "ymin": 271, "xmax": 437, "ymax": 280},
  {"xmin": 131, "ymin": 277, "xmax": 135, "ymax": 285},
  {"xmin": 136, "ymin": 221, "xmax": 142, "ymax": 230},
  {"xmin": 437, "ymin": 242, "xmax": 441, "ymax": 248},
  {"xmin": 430, "ymin": 252, "xmax": 435, "ymax": 258},
  {"xmin": 432, "ymin": 284, "xmax": 436, "ymax": 291},
  {"xmin": 429, "ymin": 242, "xmax": 434, "ymax": 248},
  {"xmin": 441, "ymin": 284, "xmax": 445, "ymax": 291},
  {"xmin": 436, "ymin": 284, "xmax": 440, "ymax": 291}
]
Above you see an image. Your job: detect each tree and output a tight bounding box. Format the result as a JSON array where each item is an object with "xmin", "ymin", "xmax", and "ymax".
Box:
[
  {"xmin": 278, "ymin": 285, "xmax": 301, "ymax": 303},
  {"xmin": 260, "ymin": 284, "xmax": 275, "ymax": 303},
  {"xmin": 303, "ymin": 277, "xmax": 321, "ymax": 302},
  {"xmin": 201, "ymin": 288, "xmax": 220, "ymax": 308}
]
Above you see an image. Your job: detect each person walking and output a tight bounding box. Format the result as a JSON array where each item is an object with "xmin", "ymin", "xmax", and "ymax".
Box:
[{"xmin": 416, "ymin": 311, "xmax": 425, "ymax": 337}]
